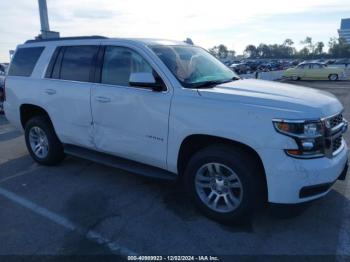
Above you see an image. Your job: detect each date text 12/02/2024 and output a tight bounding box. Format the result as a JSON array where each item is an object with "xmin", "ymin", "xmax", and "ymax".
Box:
[{"xmin": 127, "ymin": 256, "xmax": 220, "ymax": 261}]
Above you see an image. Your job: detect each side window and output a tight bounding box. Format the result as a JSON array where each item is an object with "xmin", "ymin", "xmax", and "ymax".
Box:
[
  {"xmin": 52, "ymin": 49, "xmax": 64, "ymax": 79},
  {"xmin": 46, "ymin": 46, "xmax": 98, "ymax": 82},
  {"xmin": 8, "ymin": 47, "xmax": 44, "ymax": 77},
  {"xmin": 45, "ymin": 47, "xmax": 61, "ymax": 78},
  {"xmin": 311, "ymin": 64, "xmax": 322, "ymax": 69},
  {"xmin": 297, "ymin": 64, "xmax": 304, "ymax": 69},
  {"xmin": 101, "ymin": 46, "xmax": 153, "ymax": 86},
  {"xmin": 60, "ymin": 46, "xmax": 98, "ymax": 82}
]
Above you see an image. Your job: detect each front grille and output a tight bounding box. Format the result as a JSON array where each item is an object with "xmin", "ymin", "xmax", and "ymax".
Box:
[
  {"xmin": 324, "ymin": 113, "xmax": 345, "ymax": 156},
  {"xmin": 329, "ymin": 114, "xmax": 343, "ymax": 128},
  {"xmin": 332, "ymin": 136, "xmax": 343, "ymax": 152}
]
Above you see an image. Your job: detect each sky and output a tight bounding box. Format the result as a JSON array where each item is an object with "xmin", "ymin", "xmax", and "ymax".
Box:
[{"xmin": 0, "ymin": 0, "xmax": 349, "ymax": 62}]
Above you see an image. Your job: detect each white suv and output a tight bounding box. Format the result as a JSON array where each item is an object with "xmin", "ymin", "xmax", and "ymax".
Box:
[{"xmin": 4, "ymin": 36, "xmax": 349, "ymax": 221}]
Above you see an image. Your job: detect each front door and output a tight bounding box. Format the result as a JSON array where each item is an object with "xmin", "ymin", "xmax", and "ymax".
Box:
[
  {"xmin": 308, "ymin": 63, "xmax": 324, "ymax": 80},
  {"xmin": 91, "ymin": 45, "xmax": 172, "ymax": 169}
]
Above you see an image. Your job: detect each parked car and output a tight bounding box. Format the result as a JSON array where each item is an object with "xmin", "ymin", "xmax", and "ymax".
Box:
[
  {"xmin": 4, "ymin": 36, "xmax": 348, "ymax": 221},
  {"xmin": 325, "ymin": 59, "xmax": 336, "ymax": 65},
  {"xmin": 244, "ymin": 61, "xmax": 260, "ymax": 72},
  {"xmin": 229, "ymin": 63, "xmax": 250, "ymax": 74},
  {"xmin": 257, "ymin": 63, "xmax": 271, "ymax": 72},
  {"xmin": 291, "ymin": 60, "xmax": 301, "ymax": 66},
  {"xmin": 283, "ymin": 62, "xmax": 346, "ymax": 81},
  {"xmin": 0, "ymin": 86, "xmax": 4, "ymax": 113},
  {"xmin": 333, "ymin": 59, "xmax": 350, "ymax": 68},
  {"xmin": 0, "ymin": 68, "xmax": 5, "ymax": 113}
]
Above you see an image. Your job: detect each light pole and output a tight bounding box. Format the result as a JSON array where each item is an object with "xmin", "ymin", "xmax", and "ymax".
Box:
[{"xmin": 37, "ymin": 0, "xmax": 59, "ymax": 39}]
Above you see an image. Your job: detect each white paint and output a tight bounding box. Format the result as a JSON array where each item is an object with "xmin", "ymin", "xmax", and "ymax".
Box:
[{"xmin": 0, "ymin": 186, "xmax": 138, "ymax": 256}]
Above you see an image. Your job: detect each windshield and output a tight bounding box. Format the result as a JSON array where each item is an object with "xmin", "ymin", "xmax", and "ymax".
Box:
[{"xmin": 150, "ymin": 45, "xmax": 239, "ymax": 88}]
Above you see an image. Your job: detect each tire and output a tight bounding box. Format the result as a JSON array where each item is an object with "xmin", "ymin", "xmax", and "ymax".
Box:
[
  {"xmin": 291, "ymin": 75, "xmax": 300, "ymax": 81},
  {"xmin": 328, "ymin": 74, "xmax": 338, "ymax": 81},
  {"xmin": 183, "ymin": 144, "xmax": 264, "ymax": 222},
  {"xmin": 24, "ymin": 116, "xmax": 65, "ymax": 165}
]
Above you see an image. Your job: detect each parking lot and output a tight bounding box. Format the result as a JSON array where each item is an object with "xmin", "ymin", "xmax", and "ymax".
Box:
[{"xmin": 0, "ymin": 81, "xmax": 349, "ymax": 258}]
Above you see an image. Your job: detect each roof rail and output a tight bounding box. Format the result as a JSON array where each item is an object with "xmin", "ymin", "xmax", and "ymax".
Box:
[{"xmin": 25, "ymin": 35, "xmax": 108, "ymax": 44}]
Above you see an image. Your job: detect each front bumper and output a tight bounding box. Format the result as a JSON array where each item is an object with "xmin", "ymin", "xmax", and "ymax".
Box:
[
  {"xmin": 257, "ymin": 140, "xmax": 348, "ymax": 204},
  {"xmin": 299, "ymin": 162, "xmax": 347, "ymax": 198}
]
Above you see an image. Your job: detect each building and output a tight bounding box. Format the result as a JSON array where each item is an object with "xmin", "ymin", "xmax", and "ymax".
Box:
[{"xmin": 338, "ymin": 18, "xmax": 350, "ymax": 43}]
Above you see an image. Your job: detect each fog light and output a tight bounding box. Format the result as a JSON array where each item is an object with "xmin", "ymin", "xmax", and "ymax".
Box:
[{"xmin": 302, "ymin": 141, "xmax": 314, "ymax": 150}]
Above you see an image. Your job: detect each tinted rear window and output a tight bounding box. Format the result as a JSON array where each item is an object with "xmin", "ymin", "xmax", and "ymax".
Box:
[
  {"xmin": 59, "ymin": 46, "xmax": 98, "ymax": 82},
  {"xmin": 8, "ymin": 47, "xmax": 44, "ymax": 77}
]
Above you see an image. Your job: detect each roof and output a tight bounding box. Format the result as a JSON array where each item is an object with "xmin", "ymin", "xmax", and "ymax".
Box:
[
  {"xmin": 24, "ymin": 36, "xmax": 188, "ymax": 47},
  {"xmin": 123, "ymin": 38, "xmax": 188, "ymax": 46},
  {"xmin": 25, "ymin": 36, "xmax": 107, "ymax": 43},
  {"xmin": 340, "ymin": 18, "xmax": 350, "ymax": 30},
  {"xmin": 298, "ymin": 62, "xmax": 325, "ymax": 66}
]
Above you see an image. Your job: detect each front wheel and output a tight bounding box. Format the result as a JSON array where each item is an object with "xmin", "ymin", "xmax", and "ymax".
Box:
[
  {"xmin": 25, "ymin": 116, "xmax": 65, "ymax": 165},
  {"xmin": 328, "ymin": 74, "xmax": 338, "ymax": 81},
  {"xmin": 184, "ymin": 145, "xmax": 264, "ymax": 222}
]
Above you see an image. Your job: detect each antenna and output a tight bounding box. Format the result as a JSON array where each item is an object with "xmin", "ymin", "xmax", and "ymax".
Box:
[{"xmin": 36, "ymin": 0, "xmax": 60, "ymax": 39}]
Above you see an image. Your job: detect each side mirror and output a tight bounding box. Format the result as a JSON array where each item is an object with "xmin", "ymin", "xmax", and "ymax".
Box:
[{"xmin": 129, "ymin": 72, "xmax": 165, "ymax": 92}]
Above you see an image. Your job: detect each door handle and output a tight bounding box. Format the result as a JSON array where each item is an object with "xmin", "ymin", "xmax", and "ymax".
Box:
[
  {"xmin": 45, "ymin": 89, "xmax": 56, "ymax": 95},
  {"xmin": 96, "ymin": 96, "xmax": 111, "ymax": 103}
]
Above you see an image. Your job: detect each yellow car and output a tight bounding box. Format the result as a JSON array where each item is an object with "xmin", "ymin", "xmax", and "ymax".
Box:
[{"xmin": 283, "ymin": 63, "xmax": 345, "ymax": 81}]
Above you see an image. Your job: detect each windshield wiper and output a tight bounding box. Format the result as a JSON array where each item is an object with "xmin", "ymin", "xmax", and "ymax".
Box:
[
  {"xmin": 190, "ymin": 80, "xmax": 225, "ymax": 89},
  {"xmin": 189, "ymin": 77, "xmax": 240, "ymax": 89}
]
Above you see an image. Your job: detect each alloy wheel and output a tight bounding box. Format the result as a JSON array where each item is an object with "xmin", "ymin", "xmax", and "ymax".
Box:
[
  {"xmin": 29, "ymin": 126, "xmax": 49, "ymax": 159},
  {"xmin": 195, "ymin": 162, "xmax": 243, "ymax": 213}
]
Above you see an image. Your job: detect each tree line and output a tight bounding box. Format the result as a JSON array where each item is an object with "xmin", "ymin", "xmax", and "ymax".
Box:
[{"xmin": 208, "ymin": 37, "xmax": 350, "ymax": 59}]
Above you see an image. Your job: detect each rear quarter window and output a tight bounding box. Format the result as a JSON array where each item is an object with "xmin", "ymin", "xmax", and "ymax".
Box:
[{"xmin": 8, "ymin": 47, "xmax": 44, "ymax": 77}]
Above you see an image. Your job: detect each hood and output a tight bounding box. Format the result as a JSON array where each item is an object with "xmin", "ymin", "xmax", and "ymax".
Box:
[{"xmin": 197, "ymin": 79, "xmax": 343, "ymax": 118}]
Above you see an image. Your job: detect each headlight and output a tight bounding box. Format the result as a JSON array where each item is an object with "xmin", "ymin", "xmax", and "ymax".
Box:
[
  {"xmin": 273, "ymin": 119, "xmax": 325, "ymax": 158},
  {"xmin": 273, "ymin": 120, "xmax": 324, "ymax": 138}
]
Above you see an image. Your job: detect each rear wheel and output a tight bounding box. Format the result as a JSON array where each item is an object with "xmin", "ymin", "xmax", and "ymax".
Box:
[
  {"xmin": 25, "ymin": 116, "xmax": 65, "ymax": 165},
  {"xmin": 328, "ymin": 74, "xmax": 338, "ymax": 81},
  {"xmin": 184, "ymin": 145, "xmax": 264, "ymax": 222}
]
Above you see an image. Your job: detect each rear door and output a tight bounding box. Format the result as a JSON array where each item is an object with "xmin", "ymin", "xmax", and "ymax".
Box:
[
  {"xmin": 90, "ymin": 45, "xmax": 172, "ymax": 169},
  {"xmin": 42, "ymin": 45, "xmax": 99, "ymax": 148},
  {"xmin": 308, "ymin": 64, "xmax": 324, "ymax": 79}
]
